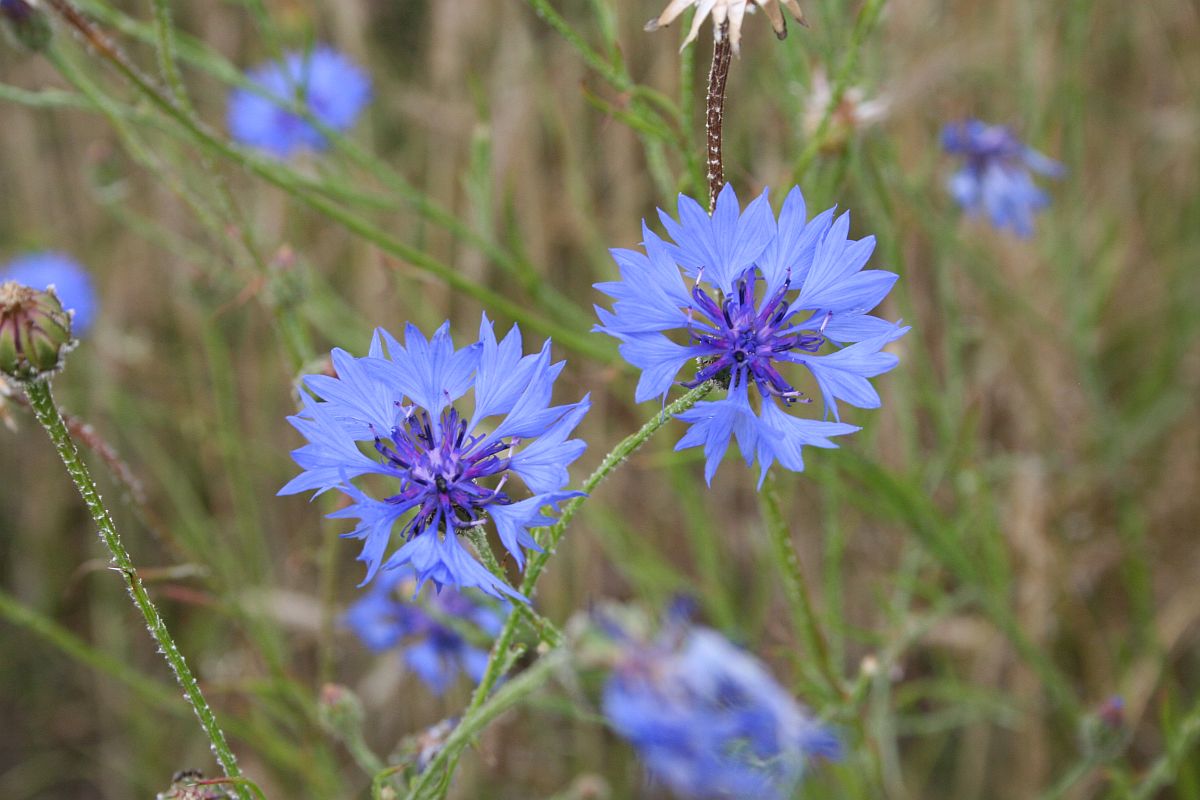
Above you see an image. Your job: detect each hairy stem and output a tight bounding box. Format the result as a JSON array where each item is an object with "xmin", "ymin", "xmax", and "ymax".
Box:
[
  {"xmin": 706, "ymin": 21, "xmax": 732, "ymax": 209},
  {"xmin": 760, "ymin": 470, "xmax": 845, "ymax": 700},
  {"xmin": 405, "ymin": 382, "xmax": 716, "ymax": 798},
  {"xmin": 23, "ymin": 379, "xmax": 249, "ymax": 798}
]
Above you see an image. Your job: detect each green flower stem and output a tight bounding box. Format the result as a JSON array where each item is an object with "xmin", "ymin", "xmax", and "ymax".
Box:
[
  {"xmin": 760, "ymin": 470, "xmax": 846, "ymax": 700},
  {"xmin": 400, "ymin": 648, "xmax": 569, "ymax": 800},
  {"xmin": 464, "ymin": 527, "xmax": 564, "ymax": 648},
  {"xmin": 23, "ymin": 380, "xmax": 249, "ymax": 798},
  {"xmin": 404, "ymin": 382, "xmax": 717, "ymax": 799}
]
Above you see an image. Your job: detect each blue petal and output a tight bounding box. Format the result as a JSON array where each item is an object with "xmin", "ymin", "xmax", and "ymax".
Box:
[
  {"xmin": 788, "ymin": 326, "xmax": 909, "ymax": 421},
  {"xmin": 754, "ymin": 398, "xmax": 860, "ymax": 484},
  {"xmin": 755, "ymin": 188, "xmax": 834, "ymax": 298},
  {"xmin": 404, "ymin": 640, "xmax": 454, "ymax": 695},
  {"xmin": 658, "ymin": 185, "xmax": 775, "ymax": 292},
  {"xmin": 508, "ymin": 397, "xmax": 590, "ymax": 493},
  {"xmin": 385, "ymin": 528, "xmax": 528, "ymax": 602},
  {"xmin": 674, "ymin": 381, "xmax": 759, "ymax": 485},
  {"xmin": 487, "ymin": 491, "xmax": 582, "ymax": 569}
]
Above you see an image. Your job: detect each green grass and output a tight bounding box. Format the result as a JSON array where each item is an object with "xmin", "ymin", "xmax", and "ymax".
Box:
[{"xmin": 1, "ymin": 0, "xmax": 1198, "ymax": 798}]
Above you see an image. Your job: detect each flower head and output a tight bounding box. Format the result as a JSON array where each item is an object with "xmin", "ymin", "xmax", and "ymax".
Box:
[
  {"xmin": 603, "ymin": 614, "xmax": 839, "ymax": 799},
  {"xmin": 344, "ymin": 567, "xmax": 505, "ymax": 695},
  {"xmin": 645, "ymin": 0, "xmax": 807, "ymax": 55},
  {"xmin": 0, "ymin": 280, "xmax": 75, "ymax": 382},
  {"xmin": 228, "ymin": 46, "xmax": 371, "ymax": 159},
  {"xmin": 942, "ymin": 119, "xmax": 1064, "ymax": 237},
  {"xmin": 1, "ymin": 252, "xmax": 96, "ymax": 335},
  {"xmin": 280, "ymin": 315, "xmax": 589, "ymax": 601},
  {"xmin": 594, "ymin": 184, "xmax": 907, "ymax": 485}
]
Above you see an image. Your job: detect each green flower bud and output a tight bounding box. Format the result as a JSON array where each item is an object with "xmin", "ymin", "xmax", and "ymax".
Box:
[
  {"xmin": 1, "ymin": 0, "xmax": 53, "ymax": 53},
  {"xmin": 0, "ymin": 280, "xmax": 75, "ymax": 382}
]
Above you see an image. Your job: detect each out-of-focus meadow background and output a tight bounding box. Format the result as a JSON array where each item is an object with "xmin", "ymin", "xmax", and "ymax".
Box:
[{"xmin": 1, "ymin": 0, "xmax": 1198, "ymax": 797}]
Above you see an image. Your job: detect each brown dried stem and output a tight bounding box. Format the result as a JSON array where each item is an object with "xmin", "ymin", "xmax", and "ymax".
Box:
[{"xmin": 705, "ymin": 22, "xmax": 733, "ymax": 211}]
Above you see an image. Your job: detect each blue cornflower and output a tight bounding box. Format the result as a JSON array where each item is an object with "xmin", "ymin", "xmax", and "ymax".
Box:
[
  {"xmin": 344, "ymin": 567, "xmax": 505, "ymax": 695},
  {"xmin": 603, "ymin": 617, "xmax": 840, "ymax": 799},
  {"xmin": 594, "ymin": 184, "xmax": 908, "ymax": 485},
  {"xmin": 228, "ymin": 46, "xmax": 371, "ymax": 158},
  {"xmin": 279, "ymin": 315, "xmax": 589, "ymax": 601},
  {"xmin": 942, "ymin": 119, "xmax": 1064, "ymax": 237},
  {"xmin": 1, "ymin": 252, "xmax": 97, "ymax": 335}
]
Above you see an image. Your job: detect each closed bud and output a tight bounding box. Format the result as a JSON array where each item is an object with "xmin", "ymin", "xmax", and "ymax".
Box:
[
  {"xmin": 0, "ymin": 280, "xmax": 75, "ymax": 382},
  {"xmin": 1, "ymin": 0, "xmax": 52, "ymax": 52},
  {"xmin": 318, "ymin": 683, "xmax": 365, "ymax": 739}
]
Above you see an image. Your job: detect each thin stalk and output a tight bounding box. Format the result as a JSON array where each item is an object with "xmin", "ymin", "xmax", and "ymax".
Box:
[
  {"xmin": 705, "ymin": 22, "xmax": 733, "ymax": 209},
  {"xmin": 400, "ymin": 649, "xmax": 568, "ymax": 800},
  {"xmin": 42, "ymin": 0, "xmax": 610, "ymax": 364},
  {"xmin": 408, "ymin": 382, "xmax": 717, "ymax": 798},
  {"xmin": 22, "ymin": 379, "xmax": 250, "ymax": 799},
  {"xmin": 464, "ymin": 527, "xmax": 564, "ymax": 648},
  {"xmin": 760, "ymin": 470, "xmax": 845, "ymax": 700}
]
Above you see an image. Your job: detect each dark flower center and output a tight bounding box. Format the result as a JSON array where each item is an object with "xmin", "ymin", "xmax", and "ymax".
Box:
[
  {"xmin": 371, "ymin": 406, "xmax": 513, "ymax": 540},
  {"xmin": 683, "ymin": 268, "xmax": 824, "ymax": 404}
]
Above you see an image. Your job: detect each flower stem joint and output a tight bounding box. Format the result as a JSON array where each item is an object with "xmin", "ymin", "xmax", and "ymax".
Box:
[{"xmin": 0, "ymin": 280, "xmax": 76, "ymax": 383}]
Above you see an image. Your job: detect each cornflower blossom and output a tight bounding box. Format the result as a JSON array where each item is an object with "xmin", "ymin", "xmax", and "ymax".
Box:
[
  {"xmin": 1, "ymin": 252, "xmax": 96, "ymax": 335},
  {"xmin": 942, "ymin": 119, "xmax": 1064, "ymax": 237},
  {"xmin": 594, "ymin": 184, "xmax": 908, "ymax": 485},
  {"xmin": 228, "ymin": 46, "xmax": 371, "ymax": 158},
  {"xmin": 344, "ymin": 567, "xmax": 505, "ymax": 695},
  {"xmin": 280, "ymin": 316, "xmax": 589, "ymax": 601},
  {"xmin": 645, "ymin": 0, "xmax": 807, "ymax": 55},
  {"xmin": 603, "ymin": 618, "xmax": 840, "ymax": 799}
]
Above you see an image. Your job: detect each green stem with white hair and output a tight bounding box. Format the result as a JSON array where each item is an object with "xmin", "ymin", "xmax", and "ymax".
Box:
[{"xmin": 22, "ymin": 378, "xmax": 252, "ymax": 799}]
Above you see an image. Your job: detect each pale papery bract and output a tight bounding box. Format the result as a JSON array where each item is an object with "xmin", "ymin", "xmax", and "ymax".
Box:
[{"xmin": 645, "ymin": 0, "xmax": 807, "ymax": 55}]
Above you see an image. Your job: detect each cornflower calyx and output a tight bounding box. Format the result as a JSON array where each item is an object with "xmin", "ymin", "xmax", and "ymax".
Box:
[
  {"xmin": 0, "ymin": 281, "xmax": 75, "ymax": 382},
  {"xmin": 685, "ymin": 267, "xmax": 823, "ymax": 403}
]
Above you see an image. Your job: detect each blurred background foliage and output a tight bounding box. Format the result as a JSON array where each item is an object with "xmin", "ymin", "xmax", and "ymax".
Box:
[{"xmin": 0, "ymin": 0, "xmax": 1198, "ymax": 797}]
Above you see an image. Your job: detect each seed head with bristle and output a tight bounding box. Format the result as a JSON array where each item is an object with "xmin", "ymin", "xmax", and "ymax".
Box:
[{"xmin": 644, "ymin": 0, "xmax": 807, "ymax": 56}]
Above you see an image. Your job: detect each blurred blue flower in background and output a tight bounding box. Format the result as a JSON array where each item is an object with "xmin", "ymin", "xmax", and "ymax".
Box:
[
  {"xmin": 603, "ymin": 616, "xmax": 840, "ymax": 799},
  {"xmin": 344, "ymin": 567, "xmax": 506, "ymax": 695},
  {"xmin": 942, "ymin": 119, "xmax": 1064, "ymax": 237},
  {"xmin": 228, "ymin": 46, "xmax": 371, "ymax": 158},
  {"xmin": 1, "ymin": 252, "xmax": 96, "ymax": 335},
  {"xmin": 594, "ymin": 184, "xmax": 907, "ymax": 485},
  {"xmin": 280, "ymin": 315, "xmax": 589, "ymax": 601}
]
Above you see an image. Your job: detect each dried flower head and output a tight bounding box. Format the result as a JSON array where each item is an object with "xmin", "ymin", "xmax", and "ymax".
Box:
[{"xmin": 645, "ymin": 0, "xmax": 807, "ymax": 55}]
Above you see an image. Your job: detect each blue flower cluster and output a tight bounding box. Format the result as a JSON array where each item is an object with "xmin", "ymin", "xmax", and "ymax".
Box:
[
  {"xmin": 228, "ymin": 46, "xmax": 371, "ymax": 159},
  {"xmin": 603, "ymin": 617, "xmax": 840, "ymax": 799},
  {"xmin": 942, "ymin": 119, "xmax": 1064, "ymax": 237},
  {"xmin": 595, "ymin": 184, "xmax": 908, "ymax": 485},
  {"xmin": 344, "ymin": 567, "xmax": 506, "ymax": 695},
  {"xmin": 1, "ymin": 252, "xmax": 96, "ymax": 336},
  {"xmin": 280, "ymin": 315, "xmax": 589, "ymax": 601}
]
